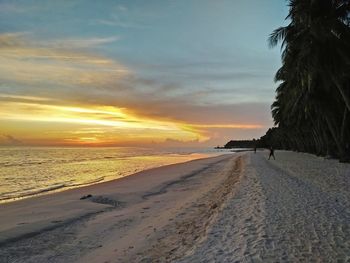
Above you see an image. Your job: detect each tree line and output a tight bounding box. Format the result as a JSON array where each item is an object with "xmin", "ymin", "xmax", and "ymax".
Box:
[
  {"xmin": 223, "ymin": 140, "xmax": 258, "ymax": 149},
  {"xmin": 256, "ymin": 0, "xmax": 350, "ymax": 162}
]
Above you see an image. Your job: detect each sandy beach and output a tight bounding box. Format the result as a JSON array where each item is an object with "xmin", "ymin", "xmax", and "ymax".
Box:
[{"xmin": 1, "ymin": 151, "xmax": 349, "ymax": 262}]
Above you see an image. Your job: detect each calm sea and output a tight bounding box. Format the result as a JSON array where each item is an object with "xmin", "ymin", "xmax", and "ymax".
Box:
[{"xmin": 0, "ymin": 147, "xmax": 230, "ymax": 203}]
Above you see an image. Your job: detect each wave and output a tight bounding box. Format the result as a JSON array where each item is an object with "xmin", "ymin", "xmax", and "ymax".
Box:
[
  {"xmin": 68, "ymin": 176, "xmax": 105, "ymax": 187},
  {"xmin": 0, "ymin": 155, "xmax": 150, "ymax": 168},
  {"xmin": 0, "ymin": 184, "xmax": 66, "ymax": 202},
  {"xmin": 0, "ymin": 176, "xmax": 106, "ymax": 202}
]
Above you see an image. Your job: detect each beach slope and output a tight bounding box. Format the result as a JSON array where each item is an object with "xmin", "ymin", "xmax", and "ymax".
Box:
[{"xmin": 0, "ymin": 154, "xmax": 241, "ymax": 262}]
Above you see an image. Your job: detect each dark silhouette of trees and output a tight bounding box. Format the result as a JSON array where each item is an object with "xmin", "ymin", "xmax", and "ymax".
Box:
[
  {"xmin": 224, "ymin": 139, "xmax": 257, "ymax": 149},
  {"xmin": 263, "ymin": 0, "xmax": 350, "ymax": 162}
]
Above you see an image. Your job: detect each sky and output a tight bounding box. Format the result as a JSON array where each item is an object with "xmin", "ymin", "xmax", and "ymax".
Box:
[{"xmin": 0, "ymin": 0, "xmax": 289, "ymax": 147}]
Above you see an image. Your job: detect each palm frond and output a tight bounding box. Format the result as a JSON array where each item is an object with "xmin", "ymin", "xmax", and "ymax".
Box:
[{"xmin": 268, "ymin": 26, "xmax": 288, "ymax": 48}]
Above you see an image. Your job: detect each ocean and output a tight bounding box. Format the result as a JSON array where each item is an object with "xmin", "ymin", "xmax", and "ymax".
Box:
[{"xmin": 0, "ymin": 146, "xmax": 230, "ymax": 203}]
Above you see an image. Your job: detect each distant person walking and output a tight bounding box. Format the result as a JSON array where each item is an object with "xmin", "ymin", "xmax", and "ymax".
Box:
[{"xmin": 268, "ymin": 146, "xmax": 275, "ymax": 160}]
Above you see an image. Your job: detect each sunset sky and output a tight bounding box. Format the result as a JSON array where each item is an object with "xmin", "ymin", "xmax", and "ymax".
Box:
[{"xmin": 0, "ymin": 0, "xmax": 288, "ymax": 147}]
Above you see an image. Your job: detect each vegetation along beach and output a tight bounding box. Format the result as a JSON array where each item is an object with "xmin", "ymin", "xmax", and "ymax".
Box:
[{"xmin": 0, "ymin": 0, "xmax": 349, "ymax": 262}]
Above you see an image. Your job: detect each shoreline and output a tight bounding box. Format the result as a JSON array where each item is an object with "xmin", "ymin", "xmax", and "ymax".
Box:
[
  {"xmin": 0, "ymin": 154, "xmax": 236, "ymax": 250},
  {"xmin": 0, "ymin": 151, "xmax": 225, "ymax": 204}
]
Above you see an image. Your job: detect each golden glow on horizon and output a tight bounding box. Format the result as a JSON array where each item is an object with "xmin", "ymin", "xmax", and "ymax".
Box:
[
  {"xmin": 0, "ymin": 95, "xmax": 263, "ymax": 146},
  {"xmin": 190, "ymin": 124, "xmax": 262, "ymax": 129}
]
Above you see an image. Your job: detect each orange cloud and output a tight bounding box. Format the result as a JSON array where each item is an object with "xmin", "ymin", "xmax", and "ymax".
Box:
[
  {"xmin": 0, "ymin": 98, "xmax": 203, "ymax": 145},
  {"xmin": 189, "ymin": 123, "xmax": 262, "ymax": 129}
]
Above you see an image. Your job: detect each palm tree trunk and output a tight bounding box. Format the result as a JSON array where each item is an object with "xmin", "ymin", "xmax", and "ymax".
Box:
[
  {"xmin": 333, "ymin": 77, "xmax": 350, "ymax": 112},
  {"xmin": 320, "ymin": 125, "xmax": 331, "ymax": 156},
  {"xmin": 325, "ymin": 115, "xmax": 344, "ymax": 158},
  {"xmin": 314, "ymin": 128, "xmax": 325, "ymax": 155},
  {"xmin": 311, "ymin": 129, "xmax": 321, "ymax": 154},
  {"xmin": 341, "ymin": 107, "xmax": 348, "ymax": 143},
  {"xmin": 310, "ymin": 118, "xmax": 324, "ymax": 155}
]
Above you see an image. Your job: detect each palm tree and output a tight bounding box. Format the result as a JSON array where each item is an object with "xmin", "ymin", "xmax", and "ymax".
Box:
[
  {"xmin": 269, "ymin": 0, "xmax": 350, "ymax": 111},
  {"xmin": 265, "ymin": 0, "xmax": 350, "ymax": 161}
]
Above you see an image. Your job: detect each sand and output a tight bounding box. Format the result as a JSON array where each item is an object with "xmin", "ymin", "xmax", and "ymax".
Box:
[
  {"xmin": 0, "ymin": 151, "xmax": 349, "ymax": 262},
  {"xmin": 179, "ymin": 151, "xmax": 350, "ymax": 262}
]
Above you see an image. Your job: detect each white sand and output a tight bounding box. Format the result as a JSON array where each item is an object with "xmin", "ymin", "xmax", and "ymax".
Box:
[
  {"xmin": 179, "ymin": 151, "xmax": 350, "ymax": 262},
  {"xmin": 1, "ymin": 151, "xmax": 349, "ymax": 262}
]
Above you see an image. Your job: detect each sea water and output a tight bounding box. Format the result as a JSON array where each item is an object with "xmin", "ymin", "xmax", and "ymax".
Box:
[{"xmin": 0, "ymin": 147, "xmax": 230, "ymax": 203}]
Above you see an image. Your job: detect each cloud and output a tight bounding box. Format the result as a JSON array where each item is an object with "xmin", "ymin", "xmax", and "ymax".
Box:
[
  {"xmin": 0, "ymin": 93, "xmax": 54, "ymax": 102},
  {"xmin": 81, "ymin": 85, "xmax": 272, "ymax": 127},
  {"xmin": 117, "ymin": 5, "xmax": 128, "ymax": 12},
  {"xmin": 1, "ymin": 134, "xmax": 22, "ymax": 145},
  {"xmin": 0, "ymin": 32, "xmax": 129, "ymax": 93},
  {"xmin": 43, "ymin": 36, "xmax": 120, "ymax": 49},
  {"xmin": 0, "ymin": 32, "xmax": 29, "ymax": 46},
  {"xmin": 94, "ymin": 19, "xmax": 143, "ymax": 28},
  {"xmin": 0, "ymin": 100, "xmax": 205, "ymax": 143},
  {"xmin": 92, "ymin": 12, "xmax": 146, "ymax": 28},
  {"xmin": 0, "ymin": 32, "xmax": 120, "ymax": 50},
  {"xmin": 161, "ymin": 138, "xmax": 201, "ymax": 147}
]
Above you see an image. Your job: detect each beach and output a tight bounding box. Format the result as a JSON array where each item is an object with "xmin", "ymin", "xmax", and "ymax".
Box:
[
  {"xmin": 0, "ymin": 147, "xmax": 224, "ymax": 203},
  {"xmin": 1, "ymin": 151, "xmax": 349, "ymax": 262}
]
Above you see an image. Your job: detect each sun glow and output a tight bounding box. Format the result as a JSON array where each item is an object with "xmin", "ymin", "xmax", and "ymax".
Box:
[
  {"xmin": 0, "ymin": 90, "xmax": 261, "ymax": 145},
  {"xmin": 0, "ymin": 101, "xmax": 183, "ymax": 130},
  {"xmin": 0, "ymin": 98, "xmax": 200, "ymax": 145},
  {"xmin": 0, "ymin": 95, "xmax": 263, "ymax": 146}
]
